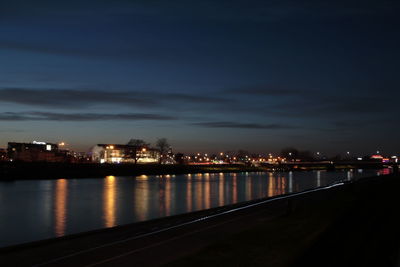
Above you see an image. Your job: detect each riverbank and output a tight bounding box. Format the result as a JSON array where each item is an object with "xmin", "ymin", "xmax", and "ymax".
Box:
[
  {"xmin": 0, "ymin": 173, "xmax": 398, "ymax": 266},
  {"xmin": 0, "ymin": 161, "xmax": 392, "ymax": 180},
  {"xmin": 169, "ymin": 173, "xmax": 400, "ymax": 267}
]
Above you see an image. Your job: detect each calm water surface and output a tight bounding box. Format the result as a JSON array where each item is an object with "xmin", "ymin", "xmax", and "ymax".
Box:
[{"xmin": 0, "ymin": 169, "xmax": 390, "ymax": 247}]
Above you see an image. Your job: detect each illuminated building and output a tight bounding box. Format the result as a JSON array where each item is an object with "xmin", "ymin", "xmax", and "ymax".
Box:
[
  {"xmin": 370, "ymin": 154, "xmax": 384, "ymax": 162},
  {"xmin": 7, "ymin": 142, "xmax": 67, "ymax": 162},
  {"xmin": 91, "ymin": 144, "xmax": 160, "ymax": 164}
]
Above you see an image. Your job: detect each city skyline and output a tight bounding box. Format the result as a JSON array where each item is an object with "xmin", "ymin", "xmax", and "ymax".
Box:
[{"xmin": 1, "ymin": 0, "xmax": 399, "ymax": 155}]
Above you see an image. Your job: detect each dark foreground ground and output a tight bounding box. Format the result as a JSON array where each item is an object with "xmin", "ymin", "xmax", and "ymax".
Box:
[{"xmin": 0, "ymin": 173, "xmax": 399, "ymax": 267}]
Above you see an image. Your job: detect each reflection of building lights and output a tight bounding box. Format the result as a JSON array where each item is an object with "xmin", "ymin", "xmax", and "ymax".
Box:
[
  {"xmin": 137, "ymin": 175, "xmax": 148, "ymax": 180},
  {"xmin": 55, "ymin": 179, "xmax": 68, "ymax": 237},
  {"xmin": 104, "ymin": 176, "xmax": 116, "ymax": 228}
]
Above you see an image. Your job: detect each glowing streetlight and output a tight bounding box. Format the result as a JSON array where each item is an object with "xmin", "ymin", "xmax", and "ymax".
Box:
[{"xmin": 142, "ymin": 148, "xmax": 146, "ymax": 152}]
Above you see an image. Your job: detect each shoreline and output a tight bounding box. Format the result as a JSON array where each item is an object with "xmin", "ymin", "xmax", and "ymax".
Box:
[{"xmin": 0, "ymin": 161, "xmax": 393, "ymax": 180}]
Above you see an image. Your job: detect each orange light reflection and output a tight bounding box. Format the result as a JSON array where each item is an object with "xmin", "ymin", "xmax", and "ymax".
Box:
[
  {"xmin": 104, "ymin": 176, "xmax": 116, "ymax": 228},
  {"xmin": 54, "ymin": 179, "xmax": 68, "ymax": 237}
]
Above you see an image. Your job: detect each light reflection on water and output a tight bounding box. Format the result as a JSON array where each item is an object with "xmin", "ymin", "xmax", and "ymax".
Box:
[
  {"xmin": 54, "ymin": 179, "xmax": 67, "ymax": 237},
  {"xmin": 103, "ymin": 176, "xmax": 116, "ymax": 228},
  {"xmin": 0, "ymin": 169, "xmax": 391, "ymax": 248}
]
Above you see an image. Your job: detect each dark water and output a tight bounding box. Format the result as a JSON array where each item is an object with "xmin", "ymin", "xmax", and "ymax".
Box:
[{"xmin": 0, "ymin": 169, "xmax": 390, "ymax": 248}]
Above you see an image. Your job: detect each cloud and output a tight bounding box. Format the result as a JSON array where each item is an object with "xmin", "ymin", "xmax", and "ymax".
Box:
[
  {"xmin": 0, "ymin": 111, "xmax": 176, "ymax": 121},
  {"xmin": 0, "ymin": 41, "xmax": 97, "ymax": 58},
  {"xmin": 0, "ymin": 128, "xmax": 24, "ymax": 133},
  {"xmin": 225, "ymin": 86, "xmax": 313, "ymax": 96},
  {"xmin": 0, "ymin": 88, "xmax": 230, "ymax": 108},
  {"xmin": 192, "ymin": 121, "xmax": 296, "ymax": 129}
]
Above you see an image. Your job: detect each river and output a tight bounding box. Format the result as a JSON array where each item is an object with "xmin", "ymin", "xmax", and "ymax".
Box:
[{"xmin": 0, "ymin": 169, "xmax": 390, "ymax": 248}]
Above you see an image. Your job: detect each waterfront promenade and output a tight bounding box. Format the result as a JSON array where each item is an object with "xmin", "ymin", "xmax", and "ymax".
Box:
[{"xmin": 0, "ymin": 173, "xmax": 398, "ymax": 266}]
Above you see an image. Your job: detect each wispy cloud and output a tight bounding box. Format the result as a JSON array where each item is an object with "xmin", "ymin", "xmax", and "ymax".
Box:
[
  {"xmin": 225, "ymin": 86, "xmax": 313, "ymax": 96},
  {"xmin": 0, "ymin": 128, "xmax": 24, "ymax": 133},
  {"xmin": 0, "ymin": 88, "xmax": 230, "ymax": 108},
  {"xmin": 192, "ymin": 121, "xmax": 296, "ymax": 129},
  {"xmin": 0, "ymin": 111, "xmax": 176, "ymax": 121}
]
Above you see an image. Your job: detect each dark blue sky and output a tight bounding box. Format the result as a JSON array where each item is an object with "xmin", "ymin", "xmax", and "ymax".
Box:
[{"xmin": 0, "ymin": 0, "xmax": 399, "ymax": 155}]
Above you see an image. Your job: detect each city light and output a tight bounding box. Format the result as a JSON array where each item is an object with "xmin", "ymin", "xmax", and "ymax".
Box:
[{"xmin": 32, "ymin": 141, "xmax": 46, "ymax": 145}]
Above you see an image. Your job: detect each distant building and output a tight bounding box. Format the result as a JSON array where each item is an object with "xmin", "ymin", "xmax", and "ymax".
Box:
[
  {"xmin": 370, "ymin": 154, "xmax": 384, "ymax": 162},
  {"xmin": 0, "ymin": 148, "xmax": 7, "ymax": 161},
  {"xmin": 161, "ymin": 147, "xmax": 175, "ymax": 164},
  {"xmin": 91, "ymin": 144, "xmax": 160, "ymax": 164},
  {"xmin": 8, "ymin": 141, "xmax": 68, "ymax": 162},
  {"xmin": 71, "ymin": 151, "xmax": 92, "ymax": 163}
]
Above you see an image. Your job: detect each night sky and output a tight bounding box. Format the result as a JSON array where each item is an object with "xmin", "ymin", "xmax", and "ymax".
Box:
[{"xmin": 0, "ymin": 0, "xmax": 399, "ymax": 155}]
